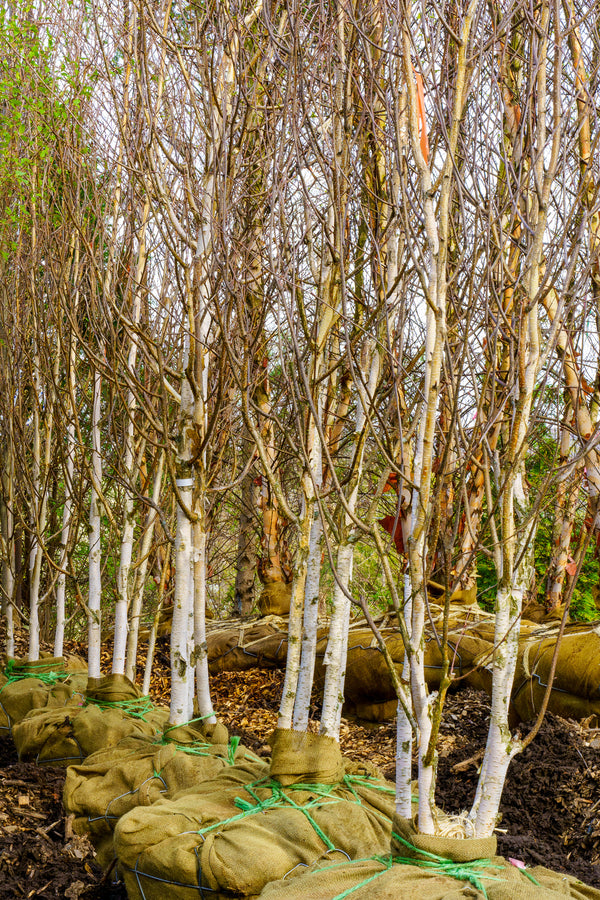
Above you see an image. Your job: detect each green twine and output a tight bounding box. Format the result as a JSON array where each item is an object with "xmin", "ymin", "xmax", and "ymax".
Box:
[
  {"xmin": 162, "ymin": 713, "xmax": 216, "ymax": 739},
  {"xmin": 162, "ymin": 741, "xmax": 212, "ymax": 757},
  {"xmin": 189, "ymin": 767, "xmax": 539, "ymax": 900},
  {"xmin": 2, "ymin": 658, "xmax": 70, "ymax": 688},
  {"xmin": 278, "ymin": 789, "xmax": 336, "ymax": 851},
  {"xmin": 329, "ymin": 844, "xmax": 543, "ymax": 900},
  {"xmin": 197, "ymin": 779, "xmax": 336, "ymax": 852},
  {"xmin": 196, "ymin": 774, "xmax": 398, "ymax": 852},
  {"xmin": 391, "ymin": 831, "xmax": 501, "ymax": 898},
  {"xmin": 329, "ymin": 856, "xmax": 393, "ymax": 900},
  {"xmin": 513, "ymin": 865, "xmax": 542, "ymax": 887},
  {"xmin": 315, "ymin": 848, "xmax": 501, "ymax": 900},
  {"xmin": 228, "ymin": 735, "xmax": 240, "ymax": 765},
  {"xmin": 161, "ymin": 714, "xmax": 233, "ymax": 758},
  {"xmin": 84, "ymin": 695, "xmax": 155, "ymax": 720}
]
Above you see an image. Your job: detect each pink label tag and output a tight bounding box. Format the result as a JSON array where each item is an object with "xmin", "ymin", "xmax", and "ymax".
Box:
[{"xmin": 509, "ymin": 858, "xmax": 526, "ymax": 869}]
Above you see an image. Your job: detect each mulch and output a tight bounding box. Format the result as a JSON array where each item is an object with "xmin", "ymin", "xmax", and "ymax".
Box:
[
  {"xmin": 0, "ymin": 636, "xmax": 598, "ymax": 897},
  {"xmin": 0, "ymin": 737, "xmax": 126, "ymax": 899}
]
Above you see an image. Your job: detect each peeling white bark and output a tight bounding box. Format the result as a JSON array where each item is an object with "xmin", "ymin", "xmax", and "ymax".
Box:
[
  {"xmin": 193, "ymin": 521, "xmax": 216, "ymax": 723},
  {"xmin": 170, "ymin": 478, "xmax": 194, "ymax": 725},
  {"xmin": 395, "ymin": 572, "xmax": 413, "ymax": 817},
  {"xmin": 113, "ymin": 201, "xmax": 149, "ymax": 675},
  {"xmin": 88, "ymin": 369, "xmax": 103, "ymax": 680},
  {"xmin": 292, "ymin": 510, "xmax": 322, "ymax": 731},
  {"xmin": 1, "ymin": 446, "xmax": 15, "ymax": 658},
  {"xmin": 125, "ymin": 451, "xmax": 164, "ymax": 681},
  {"xmin": 293, "ymin": 389, "xmax": 324, "ymax": 731},
  {"xmin": 277, "ymin": 504, "xmax": 311, "ymax": 730},
  {"xmin": 320, "ymin": 343, "xmax": 381, "ymax": 739}
]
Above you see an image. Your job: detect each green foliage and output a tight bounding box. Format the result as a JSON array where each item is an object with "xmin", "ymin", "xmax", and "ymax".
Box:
[
  {"xmin": 320, "ymin": 539, "xmax": 397, "ymax": 616},
  {"xmin": 0, "ymin": 3, "xmax": 81, "ymax": 254},
  {"xmin": 474, "ymin": 424, "xmax": 599, "ymax": 622}
]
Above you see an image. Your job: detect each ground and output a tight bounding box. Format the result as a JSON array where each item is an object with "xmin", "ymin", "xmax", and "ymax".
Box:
[{"xmin": 0, "ymin": 644, "xmax": 598, "ymax": 898}]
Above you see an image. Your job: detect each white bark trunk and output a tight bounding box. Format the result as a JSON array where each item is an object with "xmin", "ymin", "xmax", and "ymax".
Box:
[
  {"xmin": 170, "ymin": 478, "xmax": 194, "ymax": 725},
  {"xmin": 470, "ymin": 579, "xmax": 522, "ymax": 834},
  {"xmin": 320, "ymin": 542, "xmax": 353, "ymax": 737},
  {"xmin": 277, "ymin": 505, "xmax": 311, "ymax": 729},
  {"xmin": 113, "ymin": 201, "xmax": 149, "ymax": 675},
  {"xmin": 292, "ymin": 385, "xmax": 324, "ymax": 731},
  {"xmin": 125, "ymin": 452, "xmax": 164, "ymax": 681},
  {"xmin": 395, "ymin": 572, "xmax": 413, "ymax": 817},
  {"xmin": 1, "ymin": 451, "xmax": 15, "ymax": 658},
  {"xmin": 113, "ymin": 494, "xmax": 135, "ymax": 674},
  {"xmin": 88, "ymin": 368, "xmax": 103, "ymax": 680},
  {"xmin": 142, "ymin": 545, "xmax": 170, "ymax": 696},
  {"xmin": 292, "ymin": 510, "xmax": 323, "ymax": 730},
  {"xmin": 187, "ymin": 548, "xmax": 195, "ymax": 719},
  {"xmin": 55, "ymin": 414, "xmax": 75, "ymax": 658},
  {"xmin": 407, "ymin": 303, "xmax": 442, "ymax": 835},
  {"xmin": 320, "ymin": 343, "xmax": 381, "ymax": 739},
  {"xmin": 193, "ymin": 520, "xmax": 216, "ymax": 722}
]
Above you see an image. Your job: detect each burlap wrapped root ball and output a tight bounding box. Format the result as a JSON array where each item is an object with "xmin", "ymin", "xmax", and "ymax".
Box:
[
  {"xmin": 113, "ymin": 729, "xmax": 397, "ymax": 900},
  {"xmin": 259, "ymin": 816, "xmax": 600, "ymax": 900},
  {"xmin": 257, "ymin": 581, "xmax": 292, "ymax": 616},
  {"xmin": 0, "ymin": 656, "xmax": 88, "ymax": 734},
  {"xmin": 313, "ymin": 625, "xmax": 494, "ymax": 723},
  {"xmin": 63, "ymin": 720, "xmax": 262, "ymax": 867},
  {"xmin": 512, "ymin": 623, "xmax": 600, "ymax": 724},
  {"xmin": 12, "ymin": 673, "xmax": 168, "ymax": 765},
  {"xmin": 207, "ymin": 616, "xmax": 289, "ymax": 674}
]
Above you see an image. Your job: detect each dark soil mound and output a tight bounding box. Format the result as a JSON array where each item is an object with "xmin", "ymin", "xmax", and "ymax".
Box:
[
  {"xmin": 435, "ymin": 689, "xmax": 600, "ymax": 888},
  {"xmin": 0, "ymin": 733, "xmax": 126, "ymax": 899}
]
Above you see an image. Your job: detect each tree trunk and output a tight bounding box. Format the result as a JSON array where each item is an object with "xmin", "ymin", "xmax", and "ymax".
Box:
[
  {"xmin": 88, "ymin": 368, "xmax": 103, "ymax": 680},
  {"xmin": 233, "ymin": 458, "xmax": 257, "ymax": 616},
  {"xmin": 125, "ymin": 451, "xmax": 164, "ymax": 681},
  {"xmin": 170, "ymin": 477, "xmax": 194, "ymax": 725}
]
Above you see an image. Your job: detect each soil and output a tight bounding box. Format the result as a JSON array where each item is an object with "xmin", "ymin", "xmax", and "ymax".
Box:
[
  {"xmin": 0, "ymin": 736, "xmax": 126, "ymax": 899},
  {"xmin": 0, "ymin": 641, "xmax": 599, "ymax": 898}
]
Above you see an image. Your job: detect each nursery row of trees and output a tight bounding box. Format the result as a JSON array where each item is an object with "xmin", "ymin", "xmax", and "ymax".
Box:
[{"xmin": 1, "ymin": 0, "xmax": 599, "ymax": 838}]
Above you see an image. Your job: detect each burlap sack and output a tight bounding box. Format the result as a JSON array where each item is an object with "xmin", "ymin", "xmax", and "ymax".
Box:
[
  {"xmin": 113, "ymin": 734, "xmax": 396, "ymax": 900},
  {"xmin": 208, "ymin": 617, "xmax": 289, "ymax": 674},
  {"xmin": 162, "ymin": 717, "xmax": 229, "ymax": 747},
  {"xmin": 512, "ymin": 623, "xmax": 600, "ymax": 721},
  {"xmin": 64, "ymin": 726, "xmax": 261, "ymax": 867},
  {"xmin": 13, "ymin": 702, "xmax": 169, "ymax": 765},
  {"xmin": 522, "ymin": 603, "xmax": 570, "ymax": 625},
  {"xmin": 3, "ymin": 654, "xmax": 87, "ymax": 674},
  {"xmin": 12, "ymin": 673, "xmax": 168, "ymax": 765},
  {"xmin": 113, "ymin": 760, "xmax": 272, "ymax": 881},
  {"xmin": 269, "ymin": 728, "xmax": 345, "ymax": 786},
  {"xmin": 522, "ymin": 624, "xmax": 600, "ymax": 699},
  {"xmin": 313, "ymin": 625, "xmax": 494, "ymax": 722},
  {"xmin": 259, "ymin": 816, "xmax": 600, "ymax": 900},
  {"xmin": 258, "ymin": 582, "xmax": 292, "ymax": 616},
  {"xmin": 512, "ymin": 680, "xmax": 600, "ymax": 724},
  {"xmin": 0, "ymin": 662, "xmax": 88, "ymax": 734},
  {"xmin": 199, "ymin": 780, "xmax": 395, "ymax": 896},
  {"xmin": 260, "ymin": 855, "xmax": 600, "ymax": 900},
  {"xmin": 85, "ymin": 672, "xmax": 143, "ymax": 702}
]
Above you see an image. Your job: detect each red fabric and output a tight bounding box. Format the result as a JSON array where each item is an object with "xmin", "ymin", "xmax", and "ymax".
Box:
[
  {"xmin": 378, "ymin": 514, "xmax": 405, "ymax": 554},
  {"xmin": 415, "ymin": 71, "xmax": 429, "ymax": 163}
]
